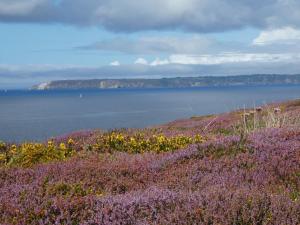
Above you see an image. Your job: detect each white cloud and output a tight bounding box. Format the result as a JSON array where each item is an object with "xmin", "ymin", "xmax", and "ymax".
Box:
[
  {"xmin": 150, "ymin": 58, "xmax": 170, "ymax": 66},
  {"xmin": 110, "ymin": 61, "xmax": 120, "ymax": 66},
  {"xmin": 151, "ymin": 53, "xmax": 300, "ymax": 66},
  {"xmin": 134, "ymin": 58, "xmax": 148, "ymax": 65},
  {"xmin": 253, "ymin": 27, "xmax": 300, "ymax": 45},
  {"xmin": 0, "ymin": 0, "xmax": 45, "ymax": 15}
]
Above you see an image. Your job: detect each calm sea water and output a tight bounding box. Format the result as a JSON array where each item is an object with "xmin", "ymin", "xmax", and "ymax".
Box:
[{"xmin": 0, "ymin": 85, "xmax": 300, "ymax": 142}]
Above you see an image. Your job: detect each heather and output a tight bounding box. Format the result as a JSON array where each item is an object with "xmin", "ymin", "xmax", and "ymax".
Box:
[{"xmin": 0, "ymin": 100, "xmax": 299, "ymax": 224}]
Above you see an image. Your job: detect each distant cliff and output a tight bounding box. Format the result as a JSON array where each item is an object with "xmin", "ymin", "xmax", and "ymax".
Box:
[{"xmin": 32, "ymin": 74, "xmax": 300, "ymax": 90}]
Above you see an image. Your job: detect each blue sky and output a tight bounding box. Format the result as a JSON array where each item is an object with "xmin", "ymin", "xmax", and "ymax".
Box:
[
  {"xmin": 1, "ymin": 0, "xmax": 300, "ymax": 88},
  {"xmin": 0, "ymin": 23, "xmax": 259, "ymax": 66}
]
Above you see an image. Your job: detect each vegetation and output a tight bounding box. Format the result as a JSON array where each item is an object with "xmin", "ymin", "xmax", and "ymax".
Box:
[
  {"xmin": 0, "ymin": 140, "xmax": 75, "ymax": 167},
  {"xmin": 0, "ymin": 133, "xmax": 204, "ymax": 167},
  {"xmin": 0, "ymin": 100, "xmax": 299, "ymax": 224}
]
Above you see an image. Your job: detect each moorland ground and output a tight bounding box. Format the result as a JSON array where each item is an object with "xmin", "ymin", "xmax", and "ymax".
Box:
[{"xmin": 0, "ymin": 100, "xmax": 300, "ymax": 224}]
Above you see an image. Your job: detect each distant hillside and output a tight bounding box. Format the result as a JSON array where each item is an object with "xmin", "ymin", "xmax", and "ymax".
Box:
[{"xmin": 32, "ymin": 74, "xmax": 300, "ymax": 90}]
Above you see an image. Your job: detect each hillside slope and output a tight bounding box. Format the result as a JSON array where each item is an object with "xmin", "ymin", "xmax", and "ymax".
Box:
[{"xmin": 0, "ymin": 100, "xmax": 299, "ymax": 224}]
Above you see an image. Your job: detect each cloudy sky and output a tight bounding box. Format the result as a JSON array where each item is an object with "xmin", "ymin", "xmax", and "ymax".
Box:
[{"xmin": 1, "ymin": 0, "xmax": 300, "ymax": 88}]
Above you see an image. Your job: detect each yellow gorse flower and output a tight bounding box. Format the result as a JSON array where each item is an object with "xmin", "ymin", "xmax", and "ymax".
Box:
[
  {"xmin": 0, "ymin": 141, "xmax": 6, "ymax": 150},
  {"xmin": 59, "ymin": 143, "xmax": 67, "ymax": 150},
  {"xmin": 10, "ymin": 144, "xmax": 17, "ymax": 154},
  {"xmin": 67, "ymin": 138, "xmax": 74, "ymax": 146},
  {"xmin": 0, "ymin": 131, "xmax": 205, "ymax": 167},
  {"xmin": 93, "ymin": 132, "xmax": 204, "ymax": 154},
  {"xmin": 0, "ymin": 153, "xmax": 6, "ymax": 162}
]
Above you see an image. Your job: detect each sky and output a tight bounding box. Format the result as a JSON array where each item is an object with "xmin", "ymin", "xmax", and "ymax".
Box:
[{"xmin": 1, "ymin": 0, "xmax": 300, "ymax": 88}]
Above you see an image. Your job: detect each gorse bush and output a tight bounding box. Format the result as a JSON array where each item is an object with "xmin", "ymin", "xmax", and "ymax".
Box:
[
  {"xmin": 0, "ymin": 140, "xmax": 75, "ymax": 167},
  {"xmin": 0, "ymin": 133, "xmax": 204, "ymax": 167},
  {"xmin": 90, "ymin": 132, "xmax": 204, "ymax": 154}
]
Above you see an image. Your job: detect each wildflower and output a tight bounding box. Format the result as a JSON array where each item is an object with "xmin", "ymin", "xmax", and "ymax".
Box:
[
  {"xmin": 47, "ymin": 140, "xmax": 54, "ymax": 148},
  {"xmin": 130, "ymin": 137, "xmax": 136, "ymax": 143},
  {"xmin": 244, "ymin": 113, "xmax": 250, "ymax": 118},
  {"xmin": 10, "ymin": 144, "xmax": 17, "ymax": 155},
  {"xmin": 0, "ymin": 153, "xmax": 6, "ymax": 163},
  {"xmin": 274, "ymin": 107, "xmax": 281, "ymax": 114},
  {"xmin": 194, "ymin": 134, "xmax": 204, "ymax": 144},
  {"xmin": 256, "ymin": 107, "xmax": 263, "ymax": 112},
  {"xmin": 59, "ymin": 143, "xmax": 67, "ymax": 150},
  {"xmin": 68, "ymin": 138, "xmax": 75, "ymax": 146},
  {"xmin": 0, "ymin": 141, "xmax": 6, "ymax": 151}
]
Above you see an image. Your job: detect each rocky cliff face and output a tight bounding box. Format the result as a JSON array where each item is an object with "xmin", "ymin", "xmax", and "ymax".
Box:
[{"xmin": 33, "ymin": 82, "xmax": 52, "ymax": 90}]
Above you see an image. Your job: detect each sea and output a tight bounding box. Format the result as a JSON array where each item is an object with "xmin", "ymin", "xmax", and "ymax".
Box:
[{"xmin": 0, "ymin": 84, "xmax": 299, "ymax": 142}]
